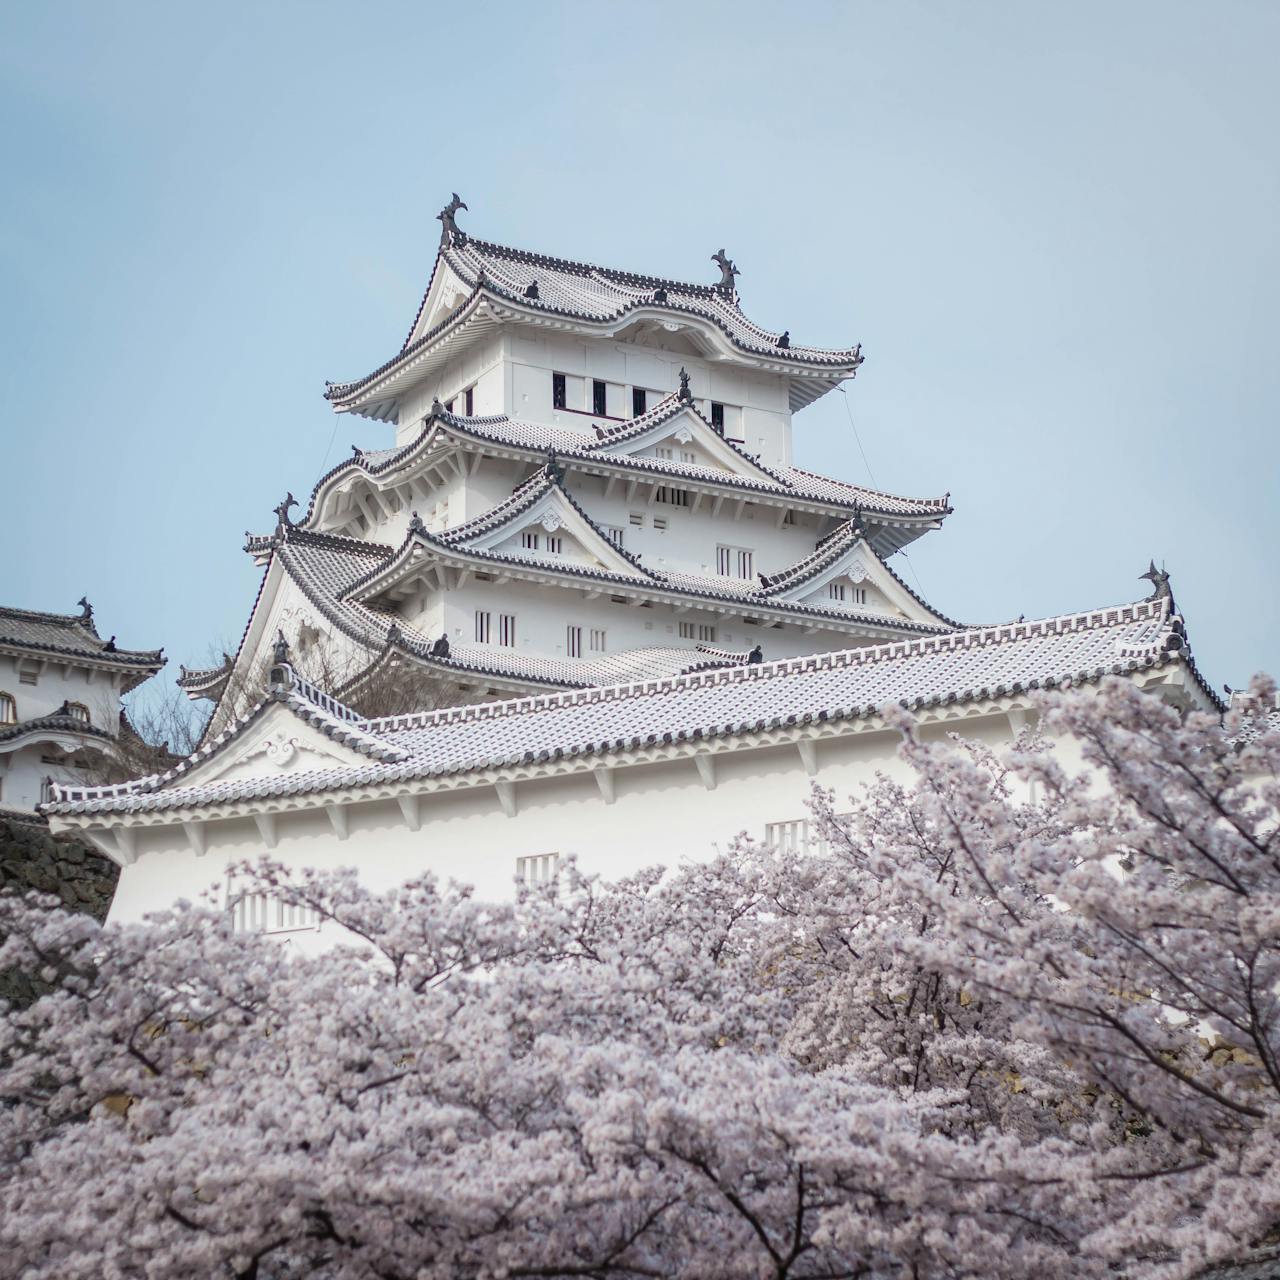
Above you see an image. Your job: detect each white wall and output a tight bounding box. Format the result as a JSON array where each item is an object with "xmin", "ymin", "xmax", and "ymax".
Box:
[{"xmin": 100, "ymin": 706, "xmax": 1053, "ymax": 927}]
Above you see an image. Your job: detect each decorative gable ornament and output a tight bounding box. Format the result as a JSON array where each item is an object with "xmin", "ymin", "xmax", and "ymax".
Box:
[
  {"xmin": 540, "ymin": 513, "xmax": 564, "ymax": 533},
  {"xmin": 848, "ymin": 557, "xmax": 871, "ymax": 584},
  {"xmin": 234, "ymin": 733, "xmax": 302, "ymax": 770},
  {"xmin": 673, "ymin": 426, "xmax": 693, "ymax": 445}
]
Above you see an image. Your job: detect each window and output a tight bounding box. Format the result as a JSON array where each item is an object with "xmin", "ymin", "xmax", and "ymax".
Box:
[
  {"xmin": 566, "ymin": 625, "xmax": 582, "ymax": 658},
  {"xmin": 655, "ymin": 446, "xmax": 673, "ymax": 460},
  {"xmin": 65, "ymin": 702, "xmax": 90, "ymax": 725},
  {"xmin": 604, "ymin": 526, "xmax": 624, "ymax": 548},
  {"xmin": 681, "ymin": 450, "xmax": 696, "ymax": 464},
  {"xmin": 592, "ymin": 379, "xmax": 607, "ymax": 416},
  {"xmin": 765, "ymin": 815, "xmax": 854, "ymax": 856},
  {"xmin": 19, "ymin": 670, "xmax": 37, "ymax": 686},
  {"xmin": 716, "ymin": 545, "xmax": 753, "ymax": 578},
  {"xmin": 444, "ymin": 398, "xmax": 455, "ymax": 413},
  {"xmin": 765, "ymin": 819, "xmax": 809, "ymax": 854},
  {"xmin": 40, "ymin": 777, "xmax": 56, "ymax": 805},
  {"xmin": 679, "ymin": 622, "xmax": 717, "ymax": 643},
  {"xmin": 516, "ymin": 852, "xmax": 560, "ymax": 888},
  {"xmin": 652, "ymin": 516, "xmax": 668, "ymax": 531},
  {"xmin": 499, "ymin": 614, "xmax": 516, "ymax": 646},
  {"xmin": 782, "ymin": 510, "xmax": 795, "ymax": 526},
  {"xmin": 710, "ymin": 402, "xmax": 725, "ymax": 433},
  {"xmin": 546, "ymin": 536, "xmax": 563, "ymax": 554},
  {"xmin": 828, "ymin": 583, "xmax": 846, "ymax": 602},
  {"xmin": 853, "ymin": 586, "xmax": 867, "ymax": 605},
  {"xmin": 552, "ymin": 372, "xmax": 567, "ymax": 410},
  {"xmin": 0, "ymin": 693, "xmax": 14, "ymax": 725},
  {"xmin": 475, "ymin": 611, "xmax": 491, "ymax": 643},
  {"xmin": 589, "ymin": 628, "xmax": 606, "ymax": 651},
  {"xmin": 521, "ymin": 531, "xmax": 540, "ymax": 551},
  {"xmin": 628, "ymin": 512, "xmax": 644, "ymax": 528},
  {"xmin": 632, "ymin": 387, "xmax": 647, "ymax": 417},
  {"xmin": 228, "ymin": 888, "xmax": 321, "ymax": 935},
  {"xmin": 654, "ymin": 486, "xmax": 689, "ymax": 507},
  {"xmin": 464, "ymin": 386, "xmax": 474, "ymax": 415}
]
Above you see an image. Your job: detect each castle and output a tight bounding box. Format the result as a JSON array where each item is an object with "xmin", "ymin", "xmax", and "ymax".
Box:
[{"xmin": 43, "ymin": 202, "xmax": 1220, "ymax": 930}]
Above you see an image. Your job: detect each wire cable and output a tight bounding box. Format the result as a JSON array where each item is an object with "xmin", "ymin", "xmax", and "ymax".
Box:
[{"xmin": 836, "ymin": 385, "xmax": 929, "ymax": 600}]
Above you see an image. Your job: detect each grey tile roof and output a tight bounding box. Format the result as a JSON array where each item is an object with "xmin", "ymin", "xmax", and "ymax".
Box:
[
  {"xmin": 0, "ymin": 604, "xmax": 164, "ymax": 693},
  {"xmin": 298, "ymin": 409, "xmax": 950, "ymax": 537},
  {"xmin": 325, "ymin": 236, "xmax": 864, "ymax": 408},
  {"xmin": 0, "ymin": 712, "xmax": 115, "ymax": 749},
  {"xmin": 47, "ymin": 596, "xmax": 1219, "ymax": 818}
]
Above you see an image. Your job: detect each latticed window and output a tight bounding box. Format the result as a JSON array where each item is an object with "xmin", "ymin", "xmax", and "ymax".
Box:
[
  {"xmin": 566, "ymin": 626, "xmax": 582, "ymax": 658},
  {"xmin": 474, "ymin": 611, "xmax": 491, "ymax": 643},
  {"xmin": 0, "ymin": 692, "xmax": 14, "ymax": 724},
  {"xmin": 604, "ymin": 526, "xmax": 624, "ymax": 548},
  {"xmin": 65, "ymin": 702, "xmax": 90, "ymax": 725},
  {"xmin": 521, "ymin": 531, "xmax": 539, "ymax": 551},
  {"xmin": 716, "ymin": 545, "xmax": 753, "ymax": 579},
  {"xmin": 546, "ymin": 536, "xmax": 563, "ymax": 554},
  {"xmin": 516, "ymin": 853, "xmax": 560, "ymax": 888},
  {"xmin": 499, "ymin": 614, "xmax": 516, "ymax": 647},
  {"xmin": 227, "ymin": 888, "xmax": 321, "ymax": 935},
  {"xmin": 828, "ymin": 583, "xmax": 846, "ymax": 602},
  {"xmin": 589, "ymin": 628, "xmax": 606, "ymax": 651}
]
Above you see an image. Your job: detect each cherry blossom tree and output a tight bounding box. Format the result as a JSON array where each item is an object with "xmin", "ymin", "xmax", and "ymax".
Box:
[{"xmin": 0, "ymin": 677, "xmax": 1276, "ymax": 1279}]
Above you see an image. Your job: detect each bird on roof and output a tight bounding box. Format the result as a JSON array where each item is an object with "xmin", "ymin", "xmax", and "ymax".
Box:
[
  {"xmin": 431, "ymin": 633, "xmax": 450, "ymax": 659},
  {"xmin": 103, "ymin": 636, "xmax": 117, "ymax": 652},
  {"xmin": 747, "ymin": 644, "xmax": 763, "ymax": 665},
  {"xmin": 524, "ymin": 280, "xmax": 540, "ymax": 300},
  {"xmin": 776, "ymin": 330, "xmax": 790, "ymax": 350}
]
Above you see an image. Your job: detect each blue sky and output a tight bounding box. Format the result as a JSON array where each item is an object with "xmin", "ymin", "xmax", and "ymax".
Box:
[{"xmin": 2, "ymin": 0, "xmax": 1276, "ymax": 717}]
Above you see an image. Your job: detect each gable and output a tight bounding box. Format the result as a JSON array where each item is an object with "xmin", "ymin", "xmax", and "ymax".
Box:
[
  {"xmin": 171, "ymin": 700, "xmax": 379, "ymax": 792},
  {"xmin": 595, "ymin": 406, "xmax": 776, "ymax": 484},
  {"xmin": 459, "ymin": 486, "xmax": 648, "ymax": 579}
]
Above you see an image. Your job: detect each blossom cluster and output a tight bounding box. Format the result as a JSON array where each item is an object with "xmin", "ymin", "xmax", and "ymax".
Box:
[{"xmin": 1, "ymin": 677, "xmax": 1277, "ymax": 1278}]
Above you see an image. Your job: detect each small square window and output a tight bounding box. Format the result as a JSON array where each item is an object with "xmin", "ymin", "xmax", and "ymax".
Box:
[
  {"xmin": 653, "ymin": 516, "xmax": 668, "ymax": 531},
  {"xmin": 604, "ymin": 526, "xmax": 624, "ymax": 547},
  {"xmin": 629, "ymin": 512, "xmax": 644, "ymax": 528},
  {"xmin": 522, "ymin": 531, "xmax": 540, "ymax": 551}
]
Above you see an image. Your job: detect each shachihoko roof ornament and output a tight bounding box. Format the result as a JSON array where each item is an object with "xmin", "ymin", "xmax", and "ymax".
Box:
[
  {"xmin": 273, "ymin": 492, "xmax": 297, "ymax": 537},
  {"xmin": 711, "ymin": 249, "xmax": 739, "ymax": 300},
  {"xmin": 1141, "ymin": 560, "xmax": 1173, "ymax": 606},
  {"xmin": 437, "ymin": 193, "xmax": 467, "ymax": 249}
]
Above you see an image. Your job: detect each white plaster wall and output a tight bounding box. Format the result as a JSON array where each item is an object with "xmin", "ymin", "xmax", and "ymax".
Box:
[
  {"xmin": 505, "ymin": 330, "xmax": 794, "ymax": 470},
  {"xmin": 0, "ymin": 653, "xmax": 122, "ymax": 730},
  {"xmin": 427, "ymin": 576, "xmax": 858, "ymax": 666},
  {"xmin": 395, "ymin": 335, "xmax": 506, "ymax": 446},
  {"xmin": 100, "ymin": 708, "xmax": 1070, "ymax": 928}
]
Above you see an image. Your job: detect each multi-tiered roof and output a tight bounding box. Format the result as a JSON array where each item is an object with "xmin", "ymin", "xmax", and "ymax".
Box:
[{"xmin": 185, "ymin": 206, "xmax": 960, "ymax": 724}]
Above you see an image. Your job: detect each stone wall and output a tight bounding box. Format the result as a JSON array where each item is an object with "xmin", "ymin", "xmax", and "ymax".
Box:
[{"xmin": 0, "ymin": 814, "xmax": 118, "ymax": 1006}]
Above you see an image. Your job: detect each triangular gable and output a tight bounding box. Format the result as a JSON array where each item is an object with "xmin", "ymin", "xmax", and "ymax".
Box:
[
  {"xmin": 765, "ymin": 532, "xmax": 954, "ymax": 628},
  {"xmin": 151, "ymin": 694, "xmax": 395, "ymax": 797},
  {"xmin": 459, "ymin": 483, "xmax": 650, "ymax": 579},
  {"xmin": 404, "ymin": 256, "xmax": 477, "ymax": 350},
  {"xmin": 591, "ymin": 402, "xmax": 778, "ymax": 486}
]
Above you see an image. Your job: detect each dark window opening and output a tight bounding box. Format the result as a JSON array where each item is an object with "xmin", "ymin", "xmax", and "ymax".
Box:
[
  {"xmin": 444, "ymin": 398, "xmax": 455, "ymax": 413},
  {"xmin": 710, "ymin": 402, "xmax": 725, "ymax": 434},
  {"xmin": 552, "ymin": 373, "xmax": 567, "ymax": 410},
  {"xmin": 632, "ymin": 387, "xmax": 646, "ymax": 418},
  {"xmin": 464, "ymin": 386, "xmax": 474, "ymax": 415},
  {"xmin": 592, "ymin": 380, "xmax": 608, "ymax": 417}
]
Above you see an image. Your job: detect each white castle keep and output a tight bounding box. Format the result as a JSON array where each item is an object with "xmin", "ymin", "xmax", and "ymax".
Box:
[{"xmin": 44, "ymin": 202, "xmax": 1221, "ymax": 928}]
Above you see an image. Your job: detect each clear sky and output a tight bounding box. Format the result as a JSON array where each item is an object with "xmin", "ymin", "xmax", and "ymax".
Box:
[{"xmin": 2, "ymin": 0, "xmax": 1276, "ymax": 718}]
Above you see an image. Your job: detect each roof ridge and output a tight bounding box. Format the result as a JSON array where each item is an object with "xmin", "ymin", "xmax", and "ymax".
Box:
[{"xmin": 365, "ymin": 596, "xmax": 1167, "ymax": 736}]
